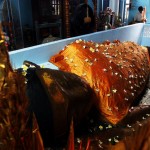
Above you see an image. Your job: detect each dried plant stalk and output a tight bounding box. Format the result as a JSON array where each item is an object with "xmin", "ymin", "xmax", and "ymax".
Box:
[{"xmin": 0, "ymin": 35, "xmax": 44, "ymax": 149}]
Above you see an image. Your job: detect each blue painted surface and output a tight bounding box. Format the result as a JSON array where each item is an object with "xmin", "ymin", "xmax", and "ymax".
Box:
[
  {"xmin": 9, "ymin": 0, "xmax": 33, "ymax": 27},
  {"xmin": 141, "ymin": 24, "xmax": 150, "ymax": 46},
  {"xmin": 88, "ymin": 0, "xmax": 94, "ymax": 10},
  {"xmin": 9, "ymin": 23, "xmax": 145, "ymax": 69},
  {"xmin": 119, "ymin": 0, "xmax": 126, "ymax": 23},
  {"xmin": 19, "ymin": 0, "xmax": 33, "ymax": 27}
]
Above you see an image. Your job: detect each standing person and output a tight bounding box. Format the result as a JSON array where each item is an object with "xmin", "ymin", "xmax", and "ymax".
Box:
[
  {"xmin": 134, "ymin": 6, "xmax": 147, "ymax": 23},
  {"xmin": 142, "ymin": 6, "xmax": 147, "ymax": 22}
]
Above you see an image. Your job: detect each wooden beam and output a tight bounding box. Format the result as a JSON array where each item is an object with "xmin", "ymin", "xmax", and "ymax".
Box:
[
  {"xmin": 64, "ymin": 0, "xmax": 70, "ymax": 38},
  {"xmin": 93, "ymin": 0, "xmax": 98, "ymax": 31}
]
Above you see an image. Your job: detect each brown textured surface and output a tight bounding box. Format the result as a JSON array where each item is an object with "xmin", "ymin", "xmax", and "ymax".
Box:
[
  {"xmin": 50, "ymin": 39, "xmax": 150, "ymax": 124},
  {"xmin": 66, "ymin": 105, "xmax": 150, "ymax": 149}
]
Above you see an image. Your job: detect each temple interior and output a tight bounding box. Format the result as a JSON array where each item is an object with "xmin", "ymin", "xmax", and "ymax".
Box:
[
  {"xmin": 0, "ymin": 0, "xmax": 150, "ymax": 150},
  {"xmin": 0, "ymin": 0, "xmax": 149, "ymax": 51}
]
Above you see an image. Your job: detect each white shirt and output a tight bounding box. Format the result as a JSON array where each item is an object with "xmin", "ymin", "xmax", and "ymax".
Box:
[{"xmin": 134, "ymin": 12, "xmax": 143, "ymax": 22}]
